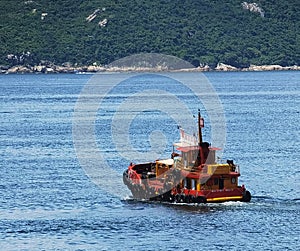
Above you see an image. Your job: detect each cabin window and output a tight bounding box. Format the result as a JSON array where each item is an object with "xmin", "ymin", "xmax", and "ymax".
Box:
[
  {"xmin": 191, "ymin": 179, "xmax": 196, "ymax": 190},
  {"xmin": 231, "ymin": 177, "xmax": 236, "ymax": 184},
  {"xmin": 184, "ymin": 178, "xmax": 188, "ymax": 188},
  {"xmin": 184, "ymin": 178, "xmax": 196, "ymax": 189},
  {"xmin": 182, "ymin": 153, "xmax": 187, "ymax": 168},
  {"xmin": 186, "ymin": 179, "xmax": 192, "ymax": 189},
  {"xmin": 219, "ymin": 178, "xmax": 224, "ymax": 189},
  {"xmin": 214, "ymin": 178, "xmax": 219, "ymax": 185},
  {"xmin": 182, "ymin": 151, "xmax": 198, "ymax": 168}
]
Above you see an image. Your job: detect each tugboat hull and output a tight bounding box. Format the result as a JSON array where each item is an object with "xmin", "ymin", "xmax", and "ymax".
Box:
[
  {"xmin": 123, "ymin": 168, "xmax": 251, "ymax": 204},
  {"xmin": 123, "ymin": 110, "xmax": 251, "ymax": 204}
]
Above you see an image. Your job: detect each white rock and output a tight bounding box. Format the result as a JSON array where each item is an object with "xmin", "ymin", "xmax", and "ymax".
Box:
[{"xmin": 216, "ymin": 63, "xmax": 237, "ymax": 71}]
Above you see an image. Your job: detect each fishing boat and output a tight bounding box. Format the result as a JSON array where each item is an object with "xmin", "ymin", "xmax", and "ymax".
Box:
[{"xmin": 123, "ymin": 110, "xmax": 251, "ymax": 203}]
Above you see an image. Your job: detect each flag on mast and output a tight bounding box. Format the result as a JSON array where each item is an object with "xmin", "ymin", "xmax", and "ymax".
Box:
[{"xmin": 200, "ymin": 117, "xmax": 204, "ymax": 128}]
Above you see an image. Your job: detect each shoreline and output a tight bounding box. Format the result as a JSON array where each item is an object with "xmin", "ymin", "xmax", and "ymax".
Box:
[{"xmin": 1, "ymin": 63, "xmax": 299, "ymax": 74}]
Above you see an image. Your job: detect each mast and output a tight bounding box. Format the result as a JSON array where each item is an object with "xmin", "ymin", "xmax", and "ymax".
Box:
[{"xmin": 198, "ymin": 109, "xmax": 203, "ymax": 145}]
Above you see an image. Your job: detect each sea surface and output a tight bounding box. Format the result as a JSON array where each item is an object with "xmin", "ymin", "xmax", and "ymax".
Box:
[{"xmin": 0, "ymin": 71, "xmax": 299, "ymax": 251}]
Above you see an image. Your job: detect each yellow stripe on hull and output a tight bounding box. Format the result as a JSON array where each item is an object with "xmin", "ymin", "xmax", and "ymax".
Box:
[{"xmin": 206, "ymin": 196, "xmax": 243, "ymax": 202}]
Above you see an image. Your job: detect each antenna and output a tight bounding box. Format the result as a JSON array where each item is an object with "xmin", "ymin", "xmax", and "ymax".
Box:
[{"xmin": 198, "ymin": 109, "xmax": 203, "ymax": 145}]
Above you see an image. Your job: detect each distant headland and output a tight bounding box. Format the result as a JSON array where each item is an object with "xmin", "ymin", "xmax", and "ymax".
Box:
[
  {"xmin": 1, "ymin": 63, "xmax": 299, "ymax": 74},
  {"xmin": 1, "ymin": 1, "xmax": 299, "ymax": 72}
]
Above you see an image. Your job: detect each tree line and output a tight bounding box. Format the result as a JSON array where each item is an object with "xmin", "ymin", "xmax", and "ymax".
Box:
[{"xmin": 0, "ymin": 0, "xmax": 299, "ymax": 68}]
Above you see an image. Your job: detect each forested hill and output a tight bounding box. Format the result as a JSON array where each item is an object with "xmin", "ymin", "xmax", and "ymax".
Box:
[{"xmin": 0, "ymin": 0, "xmax": 299, "ymax": 68}]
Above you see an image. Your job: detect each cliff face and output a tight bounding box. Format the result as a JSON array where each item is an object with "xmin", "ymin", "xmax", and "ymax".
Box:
[{"xmin": 0, "ymin": 1, "xmax": 299, "ymax": 67}]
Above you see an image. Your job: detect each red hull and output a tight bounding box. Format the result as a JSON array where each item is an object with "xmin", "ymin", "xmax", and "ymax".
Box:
[{"xmin": 123, "ymin": 168, "xmax": 251, "ymax": 203}]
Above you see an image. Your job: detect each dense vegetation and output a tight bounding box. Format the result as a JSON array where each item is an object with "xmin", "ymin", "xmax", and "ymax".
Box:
[{"xmin": 0, "ymin": 0, "xmax": 299, "ymax": 67}]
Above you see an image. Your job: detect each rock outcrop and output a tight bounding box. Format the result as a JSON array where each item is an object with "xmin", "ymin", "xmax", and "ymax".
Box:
[
  {"xmin": 246, "ymin": 64, "xmax": 300, "ymax": 71},
  {"xmin": 242, "ymin": 2, "xmax": 265, "ymax": 17},
  {"xmin": 215, "ymin": 63, "xmax": 238, "ymax": 71}
]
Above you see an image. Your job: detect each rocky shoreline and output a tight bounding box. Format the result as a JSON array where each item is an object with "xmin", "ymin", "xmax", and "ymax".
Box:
[{"xmin": 1, "ymin": 63, "xmax": 299, "ymax": 74}]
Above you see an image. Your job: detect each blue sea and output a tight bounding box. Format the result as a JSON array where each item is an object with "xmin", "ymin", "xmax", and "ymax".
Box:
[{"xmin": 0, "ymin": 71, "xmax": 299, "ymax": 250}]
